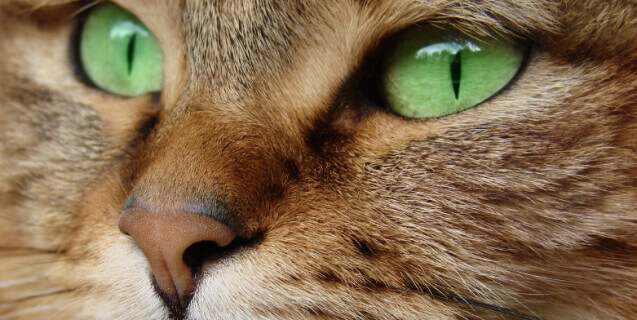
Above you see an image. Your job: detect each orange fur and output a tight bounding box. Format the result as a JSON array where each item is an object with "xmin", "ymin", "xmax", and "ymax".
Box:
[{"xmin": 1, "ymin": 0, "xmax": 635, "ymax": 319}]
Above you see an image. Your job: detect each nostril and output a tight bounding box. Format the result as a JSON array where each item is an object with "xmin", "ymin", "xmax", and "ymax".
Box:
[
  {"xmin": 182, "ymin": 240, "xmax": 221, "ymax": 279},
  {"xmin": 183, "ymin": 236, "xmax": 253, "ymax": 281}
]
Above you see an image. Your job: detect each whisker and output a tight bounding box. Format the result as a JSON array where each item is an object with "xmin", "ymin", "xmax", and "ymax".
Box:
[
  {"xmin": 13, "ymin": 259, "xmax": 64, "ymax": 266},
  {"xmin": 70, "ymin": 0, "xmax": 101, "ymax": 18},
  {"xmin": 0, "ymin": 246, "xmax": 61, "ymax": 254},
  {"xmin": 0, "ymin": 305, "xmax": 58, "ymax": 320},
  {"xmin": 0, "ymin": 215, "xmax": 58, "ymax": 228},
  {"xmin": 5, "ymin": 287, "xmax": 77, "ymax": 304},
  {"xmin": 377, "ymin": 283, "xmax": 544, "ymax": 320},
  {"xmin": 0, "ymin": 277, "xmax": 40, "ymax": 290},
  {"xmin": 425, "ymin": 291, "xmax": 543, "ymax": 320}
]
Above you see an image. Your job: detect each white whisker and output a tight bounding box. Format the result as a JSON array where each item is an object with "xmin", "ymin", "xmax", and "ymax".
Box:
[
  {"xmin": 0, "ymin": 277, "xmax": 40, "ymax": 290},
  {"xmin": 0, "ymin": 305, "xmax": 56, "ymax": 320}
]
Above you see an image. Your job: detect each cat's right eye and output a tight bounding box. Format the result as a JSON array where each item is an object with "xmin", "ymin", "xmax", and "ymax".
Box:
[{"xmin": 79, "ymin": 3, "xmax": 163, "ymax": 97}]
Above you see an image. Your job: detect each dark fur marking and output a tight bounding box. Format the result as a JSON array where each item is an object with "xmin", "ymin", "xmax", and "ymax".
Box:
[
  {"xmin": 282, "ymin": 157, "xmax": 300, "ymax": 181},
  {"xmin": 2, "ymin": 188, "xmax": 27, "ymax": 207},
  {"xmin": 120, "ymin": 112, "xmax": 160, "ymax": 188},
  {"xmin": 302, "ymin": 30, "xmax": 394, "ymax": 161},
  {"xmin": 303, "ymin": 74, "xmax": 378, "ymax": 157},
  {"xmin": 3, "ymin": 81, "xmax": 106, "ymax": 165},
  {"xmin": 264, "ymin": 182, "xmax": 285, "ymax": 202},
  {"xmin": 588, "ymin": 236, "xmax": 637, "ymax": 260},
  {"xmin": 302, "ymin": 27, "xmax": 400, "ymax": 157},
  {"xmin": 363, "ymin": 278, "xmax": 388, "ymax": 290},
  {"xmin": 317, "ymin": 270, "xmax": 339, "ymax": 283},
  {"xmin": 133, "ymin": 112, "xmax": 159, "ymax": 147},
  {"xmin": 303, "ymin": 307, "xmax": 330, "ymax": 317},
  {"xmin": 12, "ymin": 173, "xmax": 45, "ymax": 195},
  {"xmin": 304, "ymin": 111, "xmax": 352, "ymax": 156},
  {"xmin": 352, "ymin": 238, "xmax": 376, "ymax": 258}
]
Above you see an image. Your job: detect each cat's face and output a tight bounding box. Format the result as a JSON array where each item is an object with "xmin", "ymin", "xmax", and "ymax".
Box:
[{"xmin": 1, "ymin": 0, "xmax": 636, "ymax": 319}]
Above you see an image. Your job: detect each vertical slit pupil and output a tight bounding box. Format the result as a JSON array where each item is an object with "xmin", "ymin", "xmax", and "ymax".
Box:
[
  {"xmin": 127, "ymin": 33, "xmax": 137, "ymax": 75},
  {"xmin": 450, "ymin": 51, "xmax": 461, "ymax": 100}
]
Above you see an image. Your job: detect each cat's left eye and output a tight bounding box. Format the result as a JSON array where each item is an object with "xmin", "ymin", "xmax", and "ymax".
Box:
[
  {"xmin": 381, "ymin": 26, "xmax": 527, "ymax": 119},
  {"xmin": 79, "ymin": 3, "xmax": 163, "ymax": 97}
]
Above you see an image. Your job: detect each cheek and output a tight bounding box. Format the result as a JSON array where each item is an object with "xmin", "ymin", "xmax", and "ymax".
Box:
[{"xmin": 59, "ymin": 176, "xmax": 169, "ymax": 318}]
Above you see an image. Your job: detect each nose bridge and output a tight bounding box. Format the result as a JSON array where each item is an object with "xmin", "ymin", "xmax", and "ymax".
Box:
[
  {"xmin": 125, "ymin": 97, "xmax": 303, "ymax": 230},
  {"xmin": 118, "ymin": 97, "xmax": 303, "ymax": 309}
]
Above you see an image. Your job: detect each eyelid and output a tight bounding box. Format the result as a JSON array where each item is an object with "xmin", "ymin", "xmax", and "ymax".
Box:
[{"xmin": 71, "ymin": 0, "xmax": 101, "ymax": 18}]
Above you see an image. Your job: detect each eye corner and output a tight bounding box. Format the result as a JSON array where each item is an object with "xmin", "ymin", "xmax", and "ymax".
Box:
[{"xmin": 70, "ymin": 3, "xmax": 98, "ymax": 93}]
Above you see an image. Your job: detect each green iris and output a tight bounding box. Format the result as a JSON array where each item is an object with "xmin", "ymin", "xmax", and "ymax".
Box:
[
  {"xmin": 80, "ymin": 3, "xmax": 163, "ymax": 96},
  {"xmin": 383, "ymin": 27, "xmax": 526, "ymax": 119}
]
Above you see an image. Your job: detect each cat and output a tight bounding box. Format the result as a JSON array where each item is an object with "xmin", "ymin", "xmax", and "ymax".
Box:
[{"xmin": 0, "ymin": 0, "xmax": 635, "ymax": 319}]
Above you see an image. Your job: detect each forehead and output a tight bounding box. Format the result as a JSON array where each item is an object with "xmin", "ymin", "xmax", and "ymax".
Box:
[
  {"xmin": 115, "ymin": 0, "xmax": 560, "ymax": 96},
  {"xmin": 110, "ymin": 0, "xmax": 635, "ymax": 105},
  {"xmin": 180, "ymin": 0, "xmax": 314, "ymax": 94}
]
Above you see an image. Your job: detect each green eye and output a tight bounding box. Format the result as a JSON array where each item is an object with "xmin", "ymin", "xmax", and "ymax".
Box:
[
  {"xmin": 382, "ymin": 26, "xmax": 526, "ymax": 119},
  {"xmin": 80, "ymin": 3, "xmax": 163, "ymax": 97}
]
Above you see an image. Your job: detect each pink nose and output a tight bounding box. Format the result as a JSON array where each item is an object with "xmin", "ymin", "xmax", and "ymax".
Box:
[{"xmin": 118, "ymin": 208, "xmax": 236, "ymax": 307}]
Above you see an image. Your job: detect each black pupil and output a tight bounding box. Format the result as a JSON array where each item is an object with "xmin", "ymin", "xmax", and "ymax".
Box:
[
  {"xmin": 450, "ymin": 51, "xmax": 461, "ymax": 99},
  {"xmin": 127, "ymin": 33, "xmax": 137, "ymax": 75}
]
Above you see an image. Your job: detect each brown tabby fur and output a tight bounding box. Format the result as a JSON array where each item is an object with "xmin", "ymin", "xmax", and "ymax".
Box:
[{"xmin": 1, "ymin": 0, "xmax": 636, "ymax": 319}]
